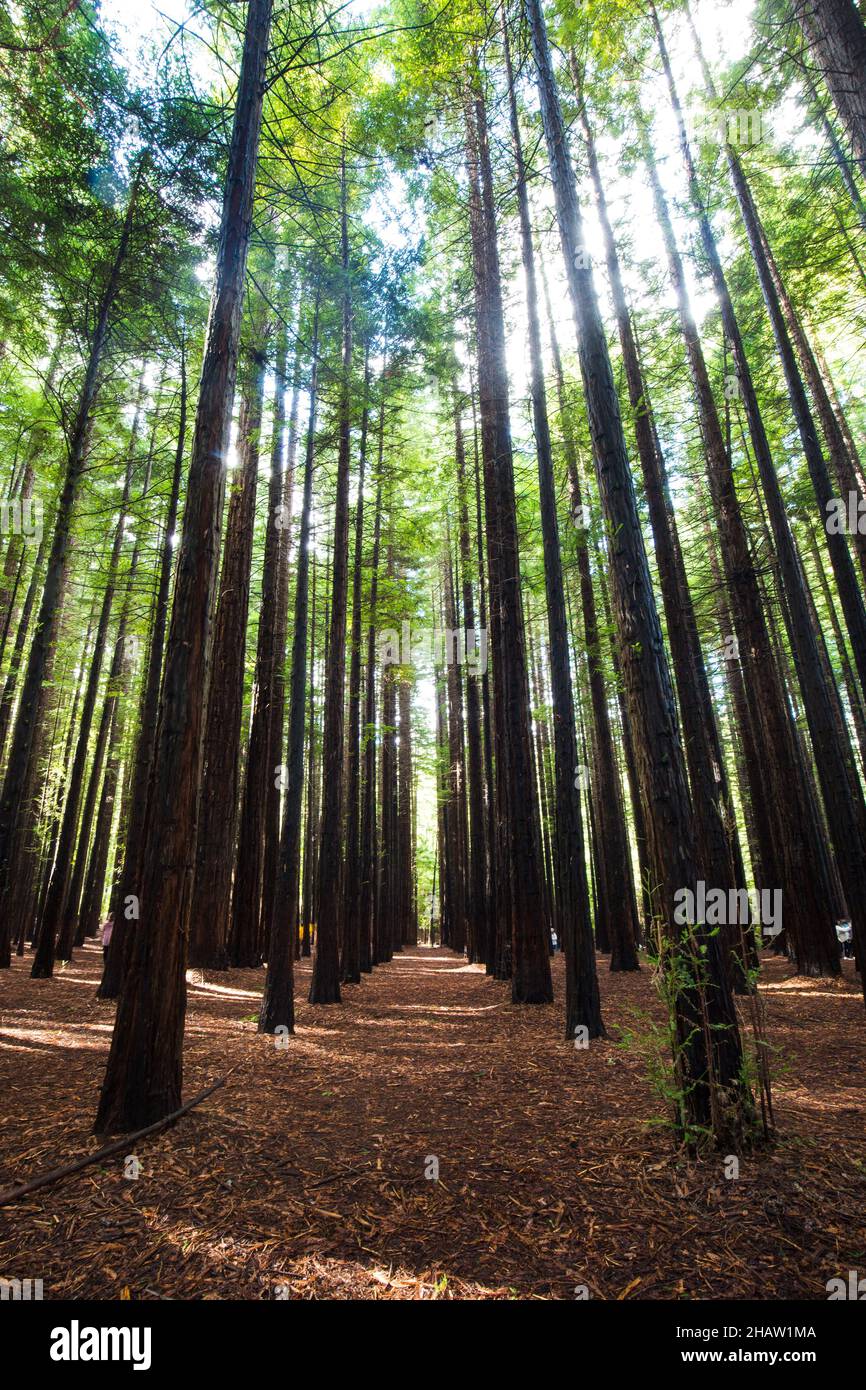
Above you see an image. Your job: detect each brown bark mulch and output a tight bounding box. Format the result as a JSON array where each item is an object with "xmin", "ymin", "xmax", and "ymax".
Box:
[{"xmin": 0, "ymin": 943, "xmax": 864, "ymax": 1299}]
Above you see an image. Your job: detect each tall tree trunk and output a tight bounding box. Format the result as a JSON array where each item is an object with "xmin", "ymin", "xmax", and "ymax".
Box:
[
  {"xmin": 376, "ymin": 525, "xmax": 398, "ymax": 966},
  {"xmin": 63, "ymin": 396, "xmax": 158, "ymax": 956},
  {"xmin": 340, "ymin": 345, "xmax": 371, "ymax": 984},
  {"xmin": 453, "ymin": 390, "xmax": 487, "ymax": 966},
  {"xmin": 95, "ymin": 0, "xmax": 274, "ymax": 1132},
  {"xmin": 577, "ymin": 79, "xmax": 744, "ymax": 980},
  {"xmin": 0, "ymin": 162, "xmax": 144, "ymax": 968},
  {"xmin": 309, "ymin": 145, "xmax": 353, "ymax": 1006},
  {"xmin": 78, "ymin": 695, "xmax": 124, "ymax": 945},
  {"xmin": 229, "ymin": 319, "xmax": 290, "ymax": 970},
  {"xmin": 443, "ymin": 529, "xmax": 468, "ymax": 955},
  {"xmin": 794, "ymin": 0, "xmax": 866, "ymax": 180},
  {"xmin": 99, "ymin": 346, "xmax": 187, "ymax": 999},
  {"xmin": 462, "ymin": 70, "xmax": 551, "ymax": 1004},
  {"xmin": 300, "ymin": 553, "xmax": 319, "ymax": 960},
  {"xmin": 503, "ymin": 17, "xmax": 604, "ymax": 1030},
  {"xmin": 470, "ymin": 378, "xmax": 497, "ymax": 973},
  {"xmin": 260, "ymin": 294, "xmax": 321, "ymax": 1034},
  {"xmin": 539, "ymin": 264, "xmax": 639, "ymax": 975},
  {"xmin": 260, "ymin": 312, "xmax": 300, "ymax": 944},
  {"xmin": 191, "ymin": 349, "xmax": 266, "ymax": 969},
  {"xmin": 645, "ymin": 40, "xmax": 841, "ymax": 978},
  {"xmin": 812, "ymin": 336, "xmax": 866, "ymax": 495},
  {"xmin": 16, "ymin": 608, "xmax": 85, "ymax": 954},
  {"xmin": 359, "ymin": 410, "xmax": 384, "ymax": 975},
  {"xmin": 435, "ymin": 656, "xmax": 451, "ymax": 949},
  {"xmin": 693, "ymin": 96, "xmax": 866, "ymax": 993},
  {"xmin": 0, "ymin": 526, "xmax": 49, "ymax": 764},
  {"xmin": 32, "ymin": 445, "xmax": 137, "ymax": 976},
  {"xmin": 0, "ymin": 547, "xmax": 27, "ymax": 684},
  {"xmin": 0, "ymin": 430, "xmax": 40, "ymax": 640},
  {"xmin": 688, "ymin": 5, "xmax": 866, "ymax": 688},
  {"xmin": 526, "ymin": 0, "xmax": 750, "ymax": 1144},
  {"xmin": 804, "ymin": 68, "xmax": 866, "ymax": 238},
  {"xmin": 528, "ymin": 627, "xmax": 556, "ymax": 944},
  {"xmin": 397, "ymin": 672, "xmax": 414, "ymax": 948},
  {"xmin": 62, "ymin": 491, "xmax": 146, "ymax": 957},
  {"xmin": 807, "ymin": 518, "xmax": 866, "ymax": 770}
]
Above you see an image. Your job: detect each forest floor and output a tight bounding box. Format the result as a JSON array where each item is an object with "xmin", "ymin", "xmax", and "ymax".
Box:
[{"xmin": 1, "ymin": 942, "xmax": 865, "ymax": 1300}]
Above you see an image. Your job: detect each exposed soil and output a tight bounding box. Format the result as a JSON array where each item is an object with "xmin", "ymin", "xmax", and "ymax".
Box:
[{"xmin": 1, "ymin": 943, "xmax": 864, "ymax": 1299}]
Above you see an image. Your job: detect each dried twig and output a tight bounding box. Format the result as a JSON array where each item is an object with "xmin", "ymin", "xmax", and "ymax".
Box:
[{"xmin": 0, "ymin": 1078, "xmax": 226, "ymax": 1207}]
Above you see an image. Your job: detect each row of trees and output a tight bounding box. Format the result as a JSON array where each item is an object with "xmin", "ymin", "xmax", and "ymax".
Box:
[{"xmin": 0, "ymin": 0, "xmax": 864, "ymax": 1150}]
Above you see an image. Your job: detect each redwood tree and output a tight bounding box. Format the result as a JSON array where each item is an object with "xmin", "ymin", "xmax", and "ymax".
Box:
[{"xmin": 95, "ymin": 0, "xmax": 275, "ymax": 1133}]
